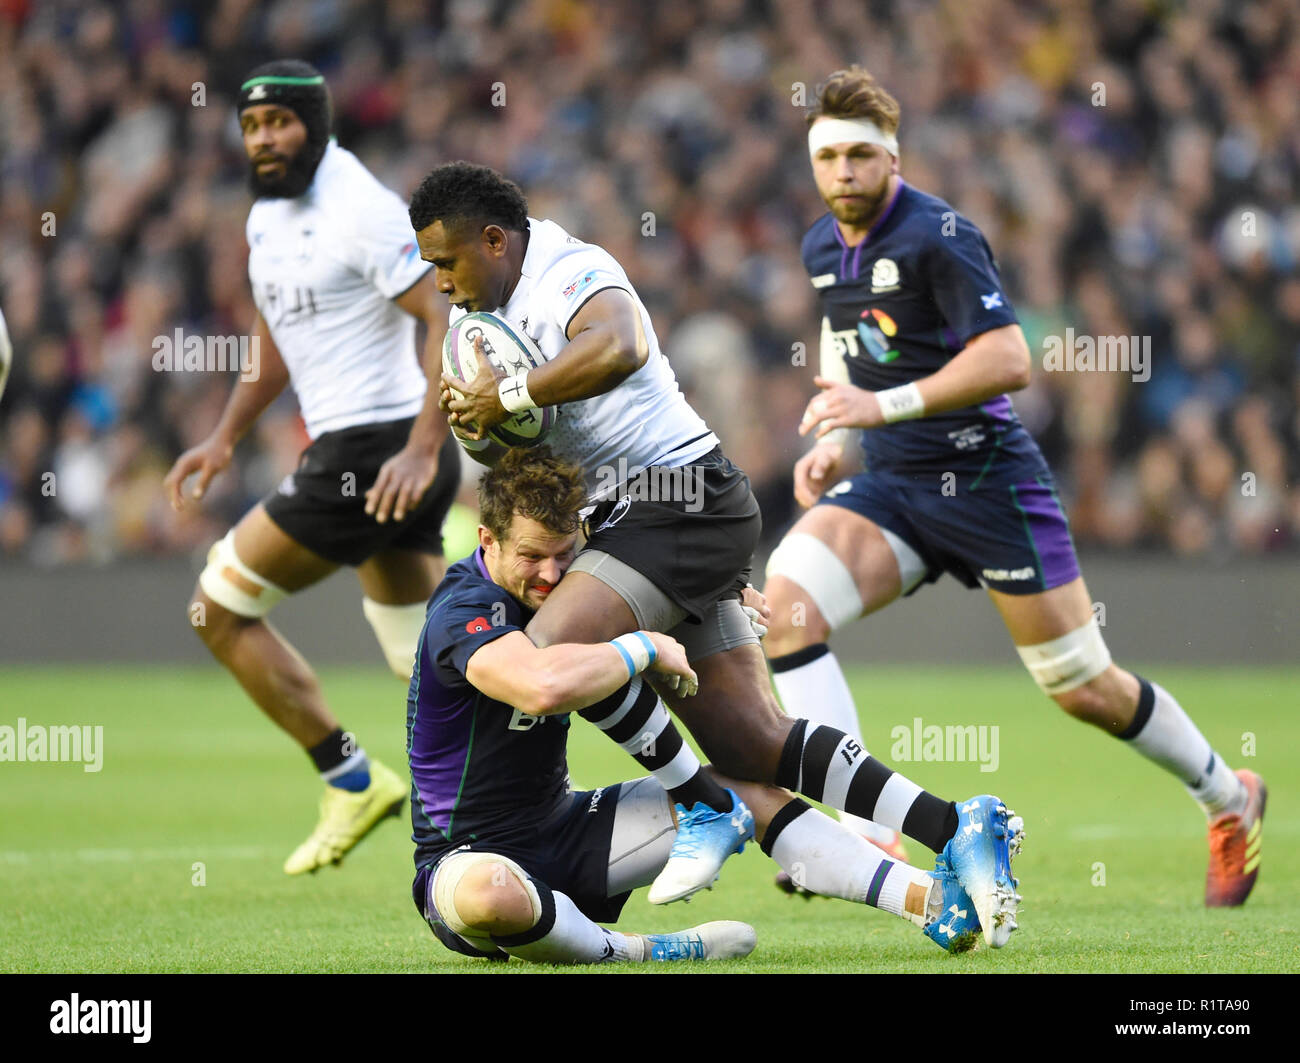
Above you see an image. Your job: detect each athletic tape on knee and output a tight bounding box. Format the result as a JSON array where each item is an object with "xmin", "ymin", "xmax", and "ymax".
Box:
[
  {"xmin": 765, "ymin": 533, "xmax": 864, "ymax": 630},
  {"xmin": 432, "ymin": 850, "xmax": 542, "ymax": 940},
  {"xmin": 1015, "ymin": 617, "xmax": 1112, "ymax": 695},
  {"xmin": 198, "ymin": 530, "xmax": 289, "ymax": 618},
  {"xmin": 362, "ymin": 597, "xmax": 428, "ymax": 680}
]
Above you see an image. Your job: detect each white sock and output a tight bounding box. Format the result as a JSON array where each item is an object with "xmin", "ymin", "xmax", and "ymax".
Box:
[
  {"xmin": 1123, "ymin": 677, "xmax": 1246, "ymax": 817},
  {"xmin": 766, "ymin": 802, "xmax": 928, "ymax": 924},
  {"xmin": 771, "ymin": 644, "xmax": 882, "ymax": 838},
  {"xmin": 496, "ymin": 886, "xmax": 632, "ymax": 965}
]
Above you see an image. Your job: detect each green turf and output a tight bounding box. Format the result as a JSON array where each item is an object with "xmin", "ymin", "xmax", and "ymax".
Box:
[{"xmin": 1, "ymin": 665, "xmax": 1295, "ymax": 973}]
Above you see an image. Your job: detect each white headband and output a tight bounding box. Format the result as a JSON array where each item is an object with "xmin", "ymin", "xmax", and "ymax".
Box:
[{"xmin": 807, "ymin": 117, "xmax": 899, "ymax": 158}]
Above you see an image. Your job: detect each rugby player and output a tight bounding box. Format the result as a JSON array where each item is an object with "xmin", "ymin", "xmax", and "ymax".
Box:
[
  {"xmin": 418, "ymin": 162, "xmax": 1024, "ymax": 947},
  {"xmin": 163, "ymin": 61, "xmax": 460, "ymax": 875},
  {"xmin": 410, "ymin": 446, "xmax": 996, "ymax": 963},
  {"xmin": 768, "ymin": 66, "xmax": 1265, "ymax": 908}
]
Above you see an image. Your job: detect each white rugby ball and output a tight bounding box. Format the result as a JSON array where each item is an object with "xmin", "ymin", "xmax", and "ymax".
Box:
[{"xmin": 442, "ymin": 311, "xmax": 557, "ymax": 448}]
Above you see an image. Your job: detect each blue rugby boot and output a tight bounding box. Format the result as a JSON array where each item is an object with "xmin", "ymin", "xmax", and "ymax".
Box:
[
  {"xmin": 943, "ymin": 795, "xmax": 1024, "ymax": 947},
  {"xmin": 922, "ymin": 861, "xmax": 982, "ymax": 953},
  {"xmin": 647, "ymin": 788, "xmax": 755, "ymax": 904},
  {"xmin": 633, "ymin": 921, "xmax": 757, "ymax": 962}
]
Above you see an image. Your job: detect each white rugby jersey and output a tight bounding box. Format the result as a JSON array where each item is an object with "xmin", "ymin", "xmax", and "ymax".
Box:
[
  {"xmin": 247, "ymin": 142, "xmax": 430, "ymax": 438},
  {"xmin": 450, "ymin": 218, "xmax": 718, "ymax": 498}
]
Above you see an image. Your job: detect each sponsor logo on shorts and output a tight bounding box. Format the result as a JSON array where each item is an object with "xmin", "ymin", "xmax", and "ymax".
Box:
[
  {"xmin": 948, "ymin": 425, "xmax": 986, "ymax": 450},
  {"xmin": 591, "ymin": 496, "xmax": 632, "ymax": 533},
  {"xmin": 981, "ymin": 566, "xmax": 1036, "ymax": 582},
  {"xmin": 587, "ymin": 786, "xmax": 605, "ymax": 813}
]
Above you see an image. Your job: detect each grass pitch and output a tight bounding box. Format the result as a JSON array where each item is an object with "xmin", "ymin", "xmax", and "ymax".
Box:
[{"xmin": 2, "ymin": 665, "xmax": 1295, "ymax": 974}]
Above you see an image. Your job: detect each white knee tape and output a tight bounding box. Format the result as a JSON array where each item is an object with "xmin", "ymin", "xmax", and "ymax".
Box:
[
  {"xmin": 765, "ymin": 533, "xmax": 863, "ymax": 630},
  {"xmin": 362, "ymin": 597, "xmax": 428, "ymax": 680},
  {"xmin": 876, "ymin": 525, "xmax": 928, "ymax": 595},
  {"xmin": 1015, "ymin": 617, "xmax": 1112, "ymax": 695},
  {"xmin": 198, "ymin": 530, "xmax": 288, "ymax": 618},
  {"xmin": 432, "ymin": 850, "xmax": 542, "ymax": 939}
]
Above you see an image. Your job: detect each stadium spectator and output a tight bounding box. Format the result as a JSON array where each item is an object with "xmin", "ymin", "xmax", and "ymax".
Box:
[{"xmin": 0, "ymin": 0, "xmax": 1295, "ymax": 562}]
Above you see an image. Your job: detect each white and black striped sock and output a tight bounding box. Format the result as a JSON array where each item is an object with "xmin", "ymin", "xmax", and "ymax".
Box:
[
  {"xmin": 776, "ymin": 718, "xmax": 958, "ymax": 852},
  {"xmin": 580, "ymin": 677, "xmax": 732, "ymax": 812}
]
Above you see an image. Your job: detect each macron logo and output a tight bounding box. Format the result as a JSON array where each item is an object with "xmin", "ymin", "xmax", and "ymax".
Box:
[{"xmin": 50, "ymin": 995, "xmax": 151, "ymax": 1043}]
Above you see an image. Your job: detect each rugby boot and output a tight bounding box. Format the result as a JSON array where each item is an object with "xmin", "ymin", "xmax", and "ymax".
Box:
[
  {"xmin": 1206, "ymin": 769, "xmax": 1266, "ymax": 907},
  {"xmin": 284, "ymin": 759, "xmax": 407, "ymax": 874}
]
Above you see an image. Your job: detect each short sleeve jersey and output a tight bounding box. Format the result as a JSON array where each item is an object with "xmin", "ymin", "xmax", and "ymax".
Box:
[
  {"xmin": 407, "ymin": 548, "xmax": 571, "ymax": 870},
  {"xmin": 247, "ymin": 142, "xmax": 431, "ymax": 438},
  {"xmin": 448, "ymin": 219, "xmax": 718, "ymax": 498},
  {"xmin": 803, "ymin": 181, "xmax": 1043, "ymax": 476}
]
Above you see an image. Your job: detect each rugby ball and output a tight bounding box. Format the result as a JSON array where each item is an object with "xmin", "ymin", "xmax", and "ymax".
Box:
[{"xmin": 442, "ymin": 311, "xmax": 557, "ymax": 448}]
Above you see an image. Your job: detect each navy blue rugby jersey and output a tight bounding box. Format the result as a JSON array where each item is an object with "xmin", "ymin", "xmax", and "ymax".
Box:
[
  {"xmin": 803, "ymin": 180, "xmax": 1043, "ymax": 477},
  {"xmin": 407, "ymin": 547, "xmax": 571, "ymax": 869}
]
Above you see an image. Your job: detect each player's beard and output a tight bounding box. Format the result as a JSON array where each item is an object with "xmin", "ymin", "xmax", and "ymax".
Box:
[
  {"xmin": 828, "ymin": 174, "xmax": 892, "ymax": 228},
  {"xmin": 247, "ymin": 144, "xmax": 318, "ymax": 200}
]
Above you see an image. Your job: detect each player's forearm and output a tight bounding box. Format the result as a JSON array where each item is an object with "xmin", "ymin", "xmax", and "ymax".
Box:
[
  {"xmin": 210, "ymin": 362, "xmax": 290, "ymax": 447},
  {"xmin": 210, "ymin": 318, "xmax": 290, "ymax": 446},
  {"xmin": 515, "ymin": 642, "xmax": 642, "ymax": 716},
  {"xmin": 524, "ymin": 321, "xmax": 646, "ymax": 407},
  {"xmin": 404, "ymin": 387, "xmax": 450, "ymax": 455},
  {"xmin": 910, "ymin": 329, "xmax": 1031, "ymax": 417},
  {"xmin": 405, "ymin": 319, "xmax": 451, "ymax": 454}
]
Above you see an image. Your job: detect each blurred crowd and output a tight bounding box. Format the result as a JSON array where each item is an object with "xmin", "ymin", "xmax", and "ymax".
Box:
[{"xmin": 0, "ymin": 0, "xmax": 1296, "ymax": 566}]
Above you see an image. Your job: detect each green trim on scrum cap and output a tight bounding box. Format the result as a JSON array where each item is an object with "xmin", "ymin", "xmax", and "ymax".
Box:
[{"xmin": 240, "ymin": 74, "xmax": 326, "ymax": 90}]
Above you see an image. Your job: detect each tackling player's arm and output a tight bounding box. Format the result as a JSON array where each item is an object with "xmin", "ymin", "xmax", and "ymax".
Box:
[
  {"xmin": 464, "ymin": 628, "xmax": 696, "ymax": 717},
  {"xmin": 799, "ymin": 322, "xmax": 1031, "ymax": 440},
  {"xmin": 164, "ymin": 312, "xmax": 290, "ymax": 510},
  {"xmin": 365, "ymin": 271, "xmax": 453, "ymax": 523},
  {"xmin": 441, "ymin": 288, "xmax": 647, "ymax": 441}
]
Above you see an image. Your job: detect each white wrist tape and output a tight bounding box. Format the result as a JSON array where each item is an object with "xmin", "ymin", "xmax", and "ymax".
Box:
[
  {"xmin": 877, "ymin": 382, "xmax": 925, "ymax": 423},
  {"xmin": 498, "ymin": 373, "xmax": 536, "ymax": 413},
  {"xmin": 610, "ymin": 631, "xmax": 657, "ymax": 678}
]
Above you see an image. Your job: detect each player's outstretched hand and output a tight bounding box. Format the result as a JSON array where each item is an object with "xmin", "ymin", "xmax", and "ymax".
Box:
[
  {"xmin": 366, "ymin": 445, "xmax": 437, "ymax": 524},
  {"xmin": 441, "ymin": 335, "xmax": 508, "ymax": 441},
  {"xmin": 799, "ymin": 377, "xmax": 882, "ymax": 440},
  {"xmin": 164, "ymin": 435, "xmax": 234, "ymax": 511},
  {"xmin": 646, "ymin": 631, "xmax": 699, "ymax": 697},
  {"xmin": 741, "ymin": 584, "xmax": 771, "ymax": 638},
  {"xmin": 793, "ymin": 441, "xmax": 848, "ymax": 508}
]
